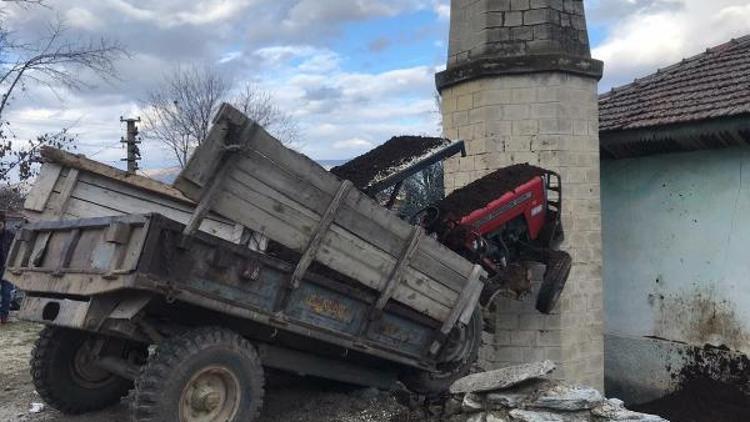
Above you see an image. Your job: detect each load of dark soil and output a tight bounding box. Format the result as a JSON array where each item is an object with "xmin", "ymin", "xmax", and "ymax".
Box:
[
  {"xmin": 437, "ymin": 164, "xmax": 548, "ymax": 219},
  {"xmin": 632, "ymin": 377, "xmax": 750, "ymax": 422},
  {"xmin": 331, "ymin": 136, "xmax": 449, "ymax": 190}
]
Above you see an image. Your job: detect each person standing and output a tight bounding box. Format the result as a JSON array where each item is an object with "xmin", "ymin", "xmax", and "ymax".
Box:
[{"xmin": 0, "ymin": 212, "xmax": 15, "ymax": 324}]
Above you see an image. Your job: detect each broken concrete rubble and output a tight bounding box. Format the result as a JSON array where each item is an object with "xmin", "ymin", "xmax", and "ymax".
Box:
[
  {"xmin": 408, "ymin": 362, "xmax": 668, "ymax": 422},
  {"xmin": 592, "ymin": 399, "xmax": 667, "ymax": 421},
  {"xmin": 450, "ymin": 360, "xmax": 556, "ymax": 394},
  {"xmin": 530, "ymin": 384, "xmax": 604, "ymax": 411}
]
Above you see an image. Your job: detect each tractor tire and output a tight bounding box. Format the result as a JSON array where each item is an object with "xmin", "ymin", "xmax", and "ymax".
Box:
[
  {"xmin": 536, "ymin": 250, "xmax": 572, "ymax": 314},
  {"xmin": 131, "ymin": 327, "xmax": 265, "ymax": 422},
  {"xmin": 31, "ymin": 326, "xmax": 140, "ymax": 414},
  {"xmin": 400, "ymin": 309, "xmax": 482, "ymax": 395}
]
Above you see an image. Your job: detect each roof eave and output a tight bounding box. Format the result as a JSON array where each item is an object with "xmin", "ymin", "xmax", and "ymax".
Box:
[{"xmin": 600, "ymin": 114, "xmax": 750, "ymax": 159}]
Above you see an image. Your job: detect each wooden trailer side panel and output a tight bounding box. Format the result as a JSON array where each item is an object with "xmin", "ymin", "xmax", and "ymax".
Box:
[
  {"xmin": 24, "ymin": 152, "xmax": 265, "ymax": 251},
  {"xmin": 174, "ymin": 104, "xmax": 484, "ymax": 323}
]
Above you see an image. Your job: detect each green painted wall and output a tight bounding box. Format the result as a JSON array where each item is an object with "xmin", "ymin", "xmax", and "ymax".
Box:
[
  {"xmin": 602, "ymin": 146, "xmax": 750, "ymax": 350},
  {"xmin": 601, "ymin": 146, "xmax": 750, "ymax": 402}
]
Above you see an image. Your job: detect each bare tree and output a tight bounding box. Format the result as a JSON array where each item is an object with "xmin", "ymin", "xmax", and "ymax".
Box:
[
  {"xmin": 141, "ymin": 66, "xmax": 229, "ymax": 167},
  {"xmin": 143, "ymin": 65, "xmax": 299, "ymax": 168},
  {"xmin": 0, "ymin": 129, "xmax": 76, "ymax": 182},
  {"xmin": 0, "ymin": 1, "xmax": 126, "ymax": 185},
  {"xmin": 0, "ymin": 184, "xmax": 25, "ymax": 212},
  {"xmin": 0, "ymin": 22, "xmax": 125, "ymax": 118},
  {"xmin": 233, "ymin": 84, "xmax": 299, "ymax": 147}
]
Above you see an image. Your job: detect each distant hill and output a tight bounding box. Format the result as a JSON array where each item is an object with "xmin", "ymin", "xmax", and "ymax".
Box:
[
  {"xmin": 318, "ymin": 159, "xmax": 349, "ymax": 170},
  {"xmin": 140, "ymin": 167, "xmax": 182, "ymax": 184}
]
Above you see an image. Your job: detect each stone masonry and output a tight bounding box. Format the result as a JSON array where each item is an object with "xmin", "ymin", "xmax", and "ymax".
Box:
[
  {"xmin": 396, "ymin": 362, "xmax": 666, "ymax": 421},
  {"xmin": 437, "ymin": 0, "xmax": 604, "ymax": 390}
]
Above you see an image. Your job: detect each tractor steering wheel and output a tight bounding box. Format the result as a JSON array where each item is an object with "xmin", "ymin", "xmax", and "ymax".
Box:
[{"xmin": 410, "ymin": 206, "xmax": 441, "ymax": 229}]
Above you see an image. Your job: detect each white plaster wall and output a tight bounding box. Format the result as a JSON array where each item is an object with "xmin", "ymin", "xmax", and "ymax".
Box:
[{"xmin": 602, "ymin": 146, "xmax": 750, "ymax": 353}]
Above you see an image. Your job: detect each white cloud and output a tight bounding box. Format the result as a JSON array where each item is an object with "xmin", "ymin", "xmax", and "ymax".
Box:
[
  {"xmin": 593, "ymin": 0, "xmax": 750, "ymax": 90},
  {"xmin": 256, "ymin": 50, "xmax": 441, "ymax": 158},
  {"xmin": 432, "ymin": 0, "xmax": 450, "ymax": 20},
  {"xmin": 714, "ymin": 4, "xmax": 750, "ymax": 28},
  {"xmin": 65, "ymin": 7, "xmax": 102, "ymax": 30},
  {"xmin": 0, "ymin": 0, "xmax": 446, "ymax": 168},
  {"xmin": 333, "ymin": 138, "xmax": 374, "ymax": 149},
  {"xmin": 218, "ymin": 51, "xmax": 243, "ymax": 64},
  {"xmin": 103, "ymin": 0, "xmax": 255, "ymax": 28},
  {"xmin": 281, "ymin": 0, "xmax": 416, "ymax": 29}
]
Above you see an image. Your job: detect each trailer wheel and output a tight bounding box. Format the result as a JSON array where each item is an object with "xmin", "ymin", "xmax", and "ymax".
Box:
[
  {"xmin": 400, "ymin": 309, "xmax": 482, "ymax": 395},
  {"xmin": 536, "ymin": 250, "xmax": 572, "ymax": 314},
  {"xmin": 131, "ymin": 327, "xmax": 264, "ymax": 422},
  {"xmin": 31, "ymin": 326, "xmax": 142, "ymax": 414}
]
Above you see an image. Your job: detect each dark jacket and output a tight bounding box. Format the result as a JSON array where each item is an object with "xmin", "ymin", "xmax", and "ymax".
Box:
[{"xmin": 0, "ymin": 229, "xmax": 14, "ymax": 275}]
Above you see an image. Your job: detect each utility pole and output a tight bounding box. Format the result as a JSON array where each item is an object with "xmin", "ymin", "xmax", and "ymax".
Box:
[{"xmin": 120, "ymin": 117, "xmax": 141, "ymax": 175}]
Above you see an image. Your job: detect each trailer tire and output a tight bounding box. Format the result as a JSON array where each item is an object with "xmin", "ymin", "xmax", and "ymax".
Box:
[
  {"xmin": 399, "ymin": 309, "xmax": 482, "ymax": 395},
  {"xmin": 536, "ymin": 250, "xmax": 572, "ymax": 314},
  {"xmin": 131, "ymin": 327, "xmax": 264, "ymax": 422},
  {"xmin": 31, "ymin": 326, "xmax": 139, "ymax": 414}
]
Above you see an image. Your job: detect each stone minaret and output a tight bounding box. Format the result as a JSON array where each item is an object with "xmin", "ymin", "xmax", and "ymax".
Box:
[{"xmin": 438, "ymin": 0, "xmax": 604, "ymax": 389}]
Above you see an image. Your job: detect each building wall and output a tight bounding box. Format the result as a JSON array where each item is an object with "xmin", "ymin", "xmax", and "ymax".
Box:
[
  {"xmin": 441, "ymin": 71, "xmax": 604, "ymax": 390},
  {"xmin": 601, "ymin": 146, "xmax": 750, "ymax": 403}
]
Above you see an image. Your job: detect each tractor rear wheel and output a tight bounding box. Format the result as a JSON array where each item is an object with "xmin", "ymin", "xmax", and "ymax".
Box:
[
  {"xmin": 31, "ymin": 326, "xmax": 144, "ymax": 414},
  {"xmin": 536, "ymin": 250, "xmax": 572, "ymax": 314},
  {"xmin": 399, "ymin": 309, "xmax": 482, "ymax": 395},
  {"xmin": 131, "ymin": 327, "xmax": 265, "ymax": 422}
]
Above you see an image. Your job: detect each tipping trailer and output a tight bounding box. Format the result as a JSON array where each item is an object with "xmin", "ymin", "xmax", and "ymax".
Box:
[{"xmin": 6, "ymin": 105, "xmax": 487, "ymax": 422}]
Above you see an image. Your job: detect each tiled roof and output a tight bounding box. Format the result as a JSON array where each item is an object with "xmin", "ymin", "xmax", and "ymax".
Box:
[{"xmin": 599, "ymin": 35, "xmax": 750, "ymax": 133}]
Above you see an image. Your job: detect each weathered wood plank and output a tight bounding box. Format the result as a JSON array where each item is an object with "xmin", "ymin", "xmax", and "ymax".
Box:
[
  {"xmin": 220, "ymin": 175, "xmax": 459, "ymax": 310},
  {"xmin": 183, "ymin": 153, "xmax": 237, "ymax": 237},
  {"xmin": 26, "ymin": 158, "xmax": 252, "ymax": 247},
  {"xmin": 231, "ymin": 142, "xmax": 477, "ymax": 287},
  {"xmin": 291, "ymin": 181, "xmax": 353, "ymax": 289},
  {"xmin": 62, "ymin": 197, "xmax": 123, "ymax": 219},
  {"xmin": 177, "ymin": 107, "xmax": 256, "ymax": 199},
  {"xmin": 219, "ymin": 178, "xmax": 456, "ymax": 317},
  {"xmin": 216, "ymin": 186, "xmax": 450, "ymax": 320},
  {"xmin": 374, "ymin": 227, "xmax": 423, "ymax": 312},
  {"xmin": 40, "ymin": 147, "xmax": 189, "ymax": 202},
  {"xmin": 215, "ymin": 187, "xmax": 309, "ymax": 250},
  {"xmin": 173, "ymin": 104, "xmax": 481, "ymax": 323},
  {"xmin": 65, "ymin": 176, "xmax": 236, "ymax": 241},
  {"xmin": 231, "ymin": 155, "xmax": 469, "ymax": 294},
  {"xmin": 25, "ymin": 163, "xmax": 63, "ymax": 212},
  {"xmin": 439, "ymin": 265, "xmax": 484, "ymax": 335},
  {"xmin": 50, "ymin": 169, "xmax": 80, "ymax": 218}
]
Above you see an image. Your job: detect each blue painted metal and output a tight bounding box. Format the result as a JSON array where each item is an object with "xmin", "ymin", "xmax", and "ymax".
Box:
[{"xmin": 9, "ymin": 213, "xmax": 443, "ymax": 370}]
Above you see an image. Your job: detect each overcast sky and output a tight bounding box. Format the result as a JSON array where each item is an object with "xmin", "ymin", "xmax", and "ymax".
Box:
[{"xmin": 3, "ymin": 0, "xmax": 750, "ymax": 170}]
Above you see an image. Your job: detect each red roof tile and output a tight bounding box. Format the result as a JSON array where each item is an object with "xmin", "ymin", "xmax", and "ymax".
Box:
[{"xmin": 599, "ymin": 35, "xmax": 750, "ymax": 132}]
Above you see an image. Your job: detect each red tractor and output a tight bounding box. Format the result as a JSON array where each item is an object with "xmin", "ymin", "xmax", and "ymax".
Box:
[
  {"xmin": 334, "ymin": 139, "xmax": 572, "ymax": 317},
  {"xmin": 417, "ymin": 164, "xmax": 572, "ymax": 315}
]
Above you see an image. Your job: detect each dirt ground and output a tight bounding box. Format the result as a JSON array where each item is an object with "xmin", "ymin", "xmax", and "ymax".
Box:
[{"xmin": 0, "ymin": 318, "xmax": 412, "ymax": 422}]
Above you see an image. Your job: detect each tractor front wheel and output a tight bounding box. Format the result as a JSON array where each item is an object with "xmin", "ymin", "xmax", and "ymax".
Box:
[{"xmin": 536, "ymin": 250, "xmax": 572, "ymax": 314}]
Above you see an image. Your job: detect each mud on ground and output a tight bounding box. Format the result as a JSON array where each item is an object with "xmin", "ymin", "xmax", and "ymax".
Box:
[
  {"xmin": 631, "ymin": 344, "xmax": 750, "ymax": 422},
  {"xmin": 0, "ymin": 318, "xmax": 415, "ymax": 422}
]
